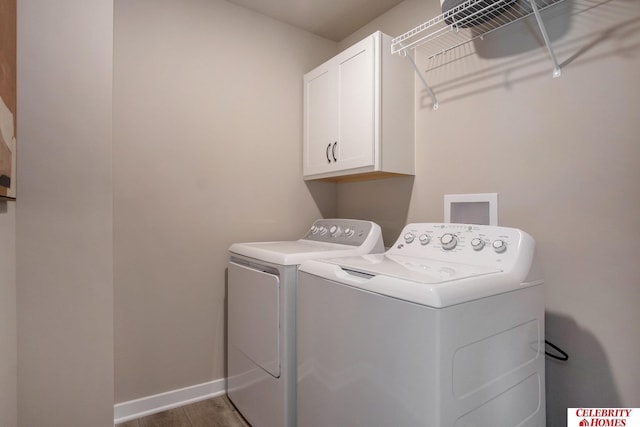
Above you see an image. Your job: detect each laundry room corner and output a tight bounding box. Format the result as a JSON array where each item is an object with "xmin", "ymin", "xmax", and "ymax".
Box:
[{"xmin": 336, "ymin": 176, "xmax": 415, "ymax": 247}]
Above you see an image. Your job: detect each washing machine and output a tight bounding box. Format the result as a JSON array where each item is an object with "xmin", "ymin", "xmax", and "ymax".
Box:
[
  {"xmin": 227, "ymin": 219, "xmax": 384, "ymax": 427},
  {"xmin": 297, "ymin": 223, "xmax": 545, "ymax": 427}
]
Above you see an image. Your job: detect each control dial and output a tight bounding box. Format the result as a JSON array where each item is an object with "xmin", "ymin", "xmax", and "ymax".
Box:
[
  {"xmin": 318, "ymin": 226, "xmax": 327, "ymax": 235},
  {"xmin": 419, "ymin": 234, "xmax": 430, "ymax": 246},
  {"xmin": 492, "ymin": 239, "xmax": 507, "ymax": 253},
  {"xmin": 344, "ymin": 227, "xmax": 355, "ymax": 237},
  {"xmin": 310, "ymin": 225, "xmax": 319, "ymax": 235},
  {"xmin": 329, "ymin": 225, "xmax": 342, "ymax": 237},
  {"xmin": 471, "ymin": 238, "xmax": 485, "ymax": 251},
  {"xmin": 404, "ymin": 233, "xmax": 416, "ymax": 244},
  {"xmin": 440, "ymin": 233, "xmax": 458, "ymax": 250}
]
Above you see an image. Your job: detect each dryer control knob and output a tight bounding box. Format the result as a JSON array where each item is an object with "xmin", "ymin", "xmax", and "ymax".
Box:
[
  {"xmin": 344, "ymin": 227, "xmax": 355, "ymax": 237},
  {"xmin": 440, "ymin": 233, "xmax": 458, "ymax": 250},
  {"xmin": 318, "ymin": 226, "xmax": 328, "ymax": 235},
  {"xmin": 310, "ymin": 225, "xmax": 319, "ymax": 234},
  {"xmin": 471, "ymin": 238, "xmax": 485, "ymax": 251},
  {"xmin": 492, "ymin": 239, "xmax": 507, "ymax": 253},
  {"xmin": 419, "ymin": 234, "xmax": 430, "ymax": 245},
  {"xmin": 404, "ymin": 233, "xmax": 416, "ymax": 244},
  {"xmin": 329, "ymin": 225, "xmax": 342, "ymax": 237}
]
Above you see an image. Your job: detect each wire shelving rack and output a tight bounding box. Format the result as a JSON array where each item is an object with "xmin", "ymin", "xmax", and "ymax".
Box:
[{"xmin": 391, "ymin": 0, "xmax": 567, "ymax": 109}]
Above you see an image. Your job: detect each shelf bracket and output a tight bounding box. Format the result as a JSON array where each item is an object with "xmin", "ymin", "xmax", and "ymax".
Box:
[
  {"xmin": 529, "ymin": 0, "xmax": 562, "ymax": 78},
  {"xmin": 402, "ymin": 50, "xmax": 439, "ymax": 110}
]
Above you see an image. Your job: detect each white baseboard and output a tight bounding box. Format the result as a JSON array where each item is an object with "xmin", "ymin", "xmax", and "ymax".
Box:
[{"xmin": 114, "ymin": 378, "xmax": 227, "ymax": 424}]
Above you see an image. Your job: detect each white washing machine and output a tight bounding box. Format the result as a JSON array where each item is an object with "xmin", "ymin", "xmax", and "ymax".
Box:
[
  {"xmin": 227, "ymin": 219, "xmax": 384, "ymax": 427},
  {"xmin": 297, "ymin": 223, "xmax": 545, "ymax": 427}
]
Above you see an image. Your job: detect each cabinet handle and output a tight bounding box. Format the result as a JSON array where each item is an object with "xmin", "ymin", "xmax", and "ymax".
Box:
[
  {"xmin": 326, "ymin": 143, "xmax": 332, "ymax": 163},
  {"xmin": 332, "ymin": 142, "xmax": 337, "ymax": 162}
]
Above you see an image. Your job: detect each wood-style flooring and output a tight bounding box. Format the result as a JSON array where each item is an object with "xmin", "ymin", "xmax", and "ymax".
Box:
[{"xmin": 116, "ymin": 395, "xmax": 250, "ymax": 427}]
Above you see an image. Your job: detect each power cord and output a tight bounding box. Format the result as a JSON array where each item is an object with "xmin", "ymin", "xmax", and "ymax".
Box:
[{"xmin": 545, "ymin": 340, "xmax": 569, "ymax": 361}]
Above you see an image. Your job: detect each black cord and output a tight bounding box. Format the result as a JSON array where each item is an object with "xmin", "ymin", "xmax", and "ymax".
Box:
[{"xmin": 545, "ymin": 340, "xmax": 569, "ymax": 361}]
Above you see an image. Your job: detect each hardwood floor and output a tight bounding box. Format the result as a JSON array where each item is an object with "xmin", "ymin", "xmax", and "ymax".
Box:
[{"xmin": 116, "ymin": 396, "xmax": 250, "ymax": 427}]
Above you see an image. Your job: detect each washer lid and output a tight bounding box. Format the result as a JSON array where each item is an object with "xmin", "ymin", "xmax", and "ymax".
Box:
[
  {"xmin": 298, "ymin": 222, "xmax": 540, "ymax": 307},
  {"xmin": 299, "ymin": 255, "xmax": 537, "ymax": 308},
  {"xmin": 326, "ymin": 253, "xmax": 501, "ymax": 284}
]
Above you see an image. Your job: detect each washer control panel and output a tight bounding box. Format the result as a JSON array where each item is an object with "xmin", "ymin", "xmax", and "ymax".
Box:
[
  {"xmin": 390, "ymin": 223, "xmax": 533, "ymax": 268},
  {"xmin": 303, "ymin": 219, "xmax": 379, "ymax": 247}
]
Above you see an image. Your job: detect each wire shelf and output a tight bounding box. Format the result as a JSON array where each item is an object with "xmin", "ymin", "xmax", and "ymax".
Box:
[
  {"xmin": 391, "ymin": 0, "xmax": 566, "ymax": 59},
  {"xmin": 391, "ymin": 0, "xmax": 567, "ymax": 109}
]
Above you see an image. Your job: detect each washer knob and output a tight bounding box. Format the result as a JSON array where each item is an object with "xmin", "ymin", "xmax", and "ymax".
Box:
[
  {"xmin": 471, "ymin": 238, "xmax": 485, "ymax": 251},
  {"xmin": 329, "ymin": 225, "xmax": 342, "ymax": 237},
  {"xmin": 492, "ymin": 239, "xmax": 507, "ymax": 253},
  {"xmin": 310, "ymin": 225, "xmax": 319, "ymax": 234},
  {"xmin": 404, "ymin": 233, "xmax": 416, "ymax": 244},
  {"xmin": 344, "ymin": 227, "xmax": 354, "ymax": 237},
  {"xmin": 419, "ymin": 234, "xmax": 430, "ymax": 246},
  {"xmin": 318, "ymin": 226, "xmax": 327, "ymax": 235},
  {"xmin": 440, "ymin": 233, "xmax": 458, "ymax": 250}
]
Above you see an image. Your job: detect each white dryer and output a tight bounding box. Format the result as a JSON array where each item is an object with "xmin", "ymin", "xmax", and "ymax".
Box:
[
  {"xmin": 297, "ymin": 223, "xmax": 545, "ymax": 427},
  {"xmin": 227, "ymin": 219, "xmax": 384, "ymax": 427}
]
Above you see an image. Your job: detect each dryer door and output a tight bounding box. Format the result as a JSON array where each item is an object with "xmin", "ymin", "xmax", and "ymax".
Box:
[{"xmin": 228, "ymin": 261, "xmax": 280, "ymax": 377}]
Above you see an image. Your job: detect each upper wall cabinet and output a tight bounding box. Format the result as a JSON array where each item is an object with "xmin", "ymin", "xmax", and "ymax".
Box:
[{"xmin": 303, "ymin": 31, "xmax": 415, "ymax": 182}]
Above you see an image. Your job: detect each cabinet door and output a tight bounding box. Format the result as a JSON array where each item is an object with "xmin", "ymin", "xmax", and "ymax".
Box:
[
  {"xmin": 303, "ymin": 65, "xmax": 338, "ymax": 176},
  {"xmin": 335, "ymin": 35, "xmax": 376, "ymax": 171}
]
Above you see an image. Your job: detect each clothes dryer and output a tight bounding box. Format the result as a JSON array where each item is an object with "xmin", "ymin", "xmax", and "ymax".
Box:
[
  {"xmin": 297, "ymin": 223, "xmax": 545, "ymax": 427},
  {"xmin": 227, "ymin": 219, "xmax": 384, "ymax": 427}
]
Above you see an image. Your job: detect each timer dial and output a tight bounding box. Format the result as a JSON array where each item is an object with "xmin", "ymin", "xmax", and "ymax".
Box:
[
  {"xmin": 440, "ymin": 233, "xmax": 458, "ymax": 250},
  {"xmin": 419, "ymin": 234, "xmax": 430, "ymax": 246},
  {"xmin": 404, "ymin": 233, "xmax": 415, "ymax": 244},
  {"xmin": 329, "ymin": 225, "xmax": 342, "ymax": 237}
]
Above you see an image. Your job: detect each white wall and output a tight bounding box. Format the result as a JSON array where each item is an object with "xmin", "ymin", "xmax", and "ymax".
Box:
[
  {"xmin": 0, "ymin": 202, "xmax": 16, "ymax": 427},
  {"xmin": 16, "ymin": 0, "xmax": 115, "ymax": 425},
  {"xmin": 337, "ymin": 0, "xmax": 640, "ymax": 424},
  {"xmin": 113, "ymin": 0, "xmax": 337, "ymax": 402}
]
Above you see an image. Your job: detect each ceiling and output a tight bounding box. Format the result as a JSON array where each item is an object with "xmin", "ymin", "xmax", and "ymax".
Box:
[{"xmin": 226, "ymin": 0, "xmax": 407, "ymax": 41}]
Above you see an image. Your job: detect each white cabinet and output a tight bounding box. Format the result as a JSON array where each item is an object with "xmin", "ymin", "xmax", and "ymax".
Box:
[{"xmin": 303, "ymin": 31, "xmax": 415, "ymax": 181}]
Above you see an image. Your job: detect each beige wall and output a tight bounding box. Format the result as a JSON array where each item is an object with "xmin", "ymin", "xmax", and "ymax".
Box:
[
  {"xmin": 16, "ymin": 0, "xmax": 114, "ymax": 425},
  {"xmin": 113, "ymin": 0, "xmax": 337, "ymax": 402},
  {"xmin": 337, "ymin": 0, "xmax": 640, "ymax": 423},
  {"xmin": 0, "ymin": 202, "xmax": 16, "ymax": 427}
]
